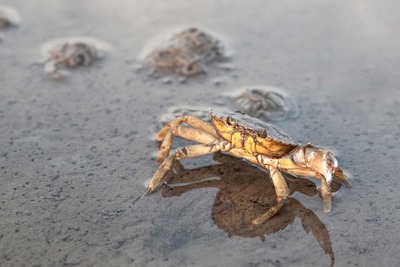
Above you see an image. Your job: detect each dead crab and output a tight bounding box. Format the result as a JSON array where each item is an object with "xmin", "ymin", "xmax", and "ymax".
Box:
[
  {"xmin": 226, "ymin": 86, "xmax": 301, "ymax": 122},
  {"xmin": 144, "ymin": 110, "xmax": 350, "ymax": 224},
  {"xmin": 40, "ymin": 37, "xmax": 111, "ymax": 79},
  {"xmin": 158, "ymin": 86, "xmax": 299, "ymax": 129},
  {"xmin": 143, "ymin": 27, "xmax": 225, "ymax": 77}
]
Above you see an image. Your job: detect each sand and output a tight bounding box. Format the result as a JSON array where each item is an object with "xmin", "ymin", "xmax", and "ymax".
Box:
[{"xmin": 1, "ymin": 1, "xmax": 399, "ymax": 266}]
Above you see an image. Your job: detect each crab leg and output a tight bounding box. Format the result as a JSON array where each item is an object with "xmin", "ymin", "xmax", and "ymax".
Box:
[
  {"xmin": 252, "ymin": 166, "xmax": 289, "ymax": 225},
  {"xmin": 157, "ymin": 125, "xmax": 219, "ymax": 162},
  {"xmin": 319, "ymin": 176, "xmax": 332, "ymax": 213},
  {"xmin": 156, "ymin": 115, "xmax": 218, "ymax": 142},
  {"xmin": 145, "ymin": 142, "xmax": 228, "ymax": 196}
]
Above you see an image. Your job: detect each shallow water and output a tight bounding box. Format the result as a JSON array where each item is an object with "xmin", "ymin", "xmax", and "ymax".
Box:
[{"xmin": 1, "ymin": 0, "xmax": 400, "ymax": 266}]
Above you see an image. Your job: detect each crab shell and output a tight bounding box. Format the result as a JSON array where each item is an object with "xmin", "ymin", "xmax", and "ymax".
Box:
[
  {"xmin": 210, "ymin": 110, "xmax": 299, "ymax": 158},
  {"xmin": 210, "ymin": 110, "xmax": 349, "ymax": 185}
]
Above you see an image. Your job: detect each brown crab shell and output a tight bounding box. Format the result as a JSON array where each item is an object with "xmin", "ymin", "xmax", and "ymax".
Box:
[{"xmin": 210, "ymin": 110, "xmax": 299, "ymax": 158}]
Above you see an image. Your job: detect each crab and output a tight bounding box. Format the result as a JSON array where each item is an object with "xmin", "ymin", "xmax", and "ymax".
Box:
[
  {"xmin": 227, "ymin": 86, "xmax": 301, "ymax": 122},
  {"xmin": 43, "ymin": 42, "xmax": 98, "ymax": 79},
  {"xmin": 40, "ymin": 37, "xmax": 111, "ymax": 79},
  {"xmin": 144, "ymin": 110, "xmax": 351, "ymax": 224},
  {"xmin": 143, "ymin": 27, "xmax": 225, "ymax": 77},
  {"xmin": 146, "ymin": 46, "xmax": 204, "ymax": 77}
]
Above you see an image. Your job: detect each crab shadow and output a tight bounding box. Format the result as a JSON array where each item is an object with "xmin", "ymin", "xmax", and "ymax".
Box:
[{"xmin": 162, "ymin": 152, "xmax": 341, "ymax": 266}]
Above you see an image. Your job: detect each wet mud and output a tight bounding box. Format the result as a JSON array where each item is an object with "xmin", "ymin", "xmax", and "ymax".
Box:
[
  {"xmin": 1, "ymin": 1, "xmax": 400, "ymax": 267},
  {"xmin": 0, "ymin": 5, "xmax": 20, "ymax": 42}
]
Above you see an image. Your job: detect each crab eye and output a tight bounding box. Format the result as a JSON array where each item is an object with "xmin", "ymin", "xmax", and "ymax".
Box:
[
  {"xmin": 257, "ymin": 129, "xmax": 268, "ymax": 138},
  {"xmin": 226, "ymin": 116, "xmax": 236, "ymax": 126}
]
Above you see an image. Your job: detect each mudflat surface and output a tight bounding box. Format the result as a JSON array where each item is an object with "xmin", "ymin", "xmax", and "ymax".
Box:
[{"xmin": 1, "ymin": 1, "xmax": 400, "ymax": 266}]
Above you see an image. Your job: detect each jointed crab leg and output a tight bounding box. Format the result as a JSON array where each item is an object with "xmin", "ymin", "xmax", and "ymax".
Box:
[
  {"xmin": 252, "ymin": 166, "xmax": 290, "ymax": 225},
  {"xmin": 156, "ymin": 115, "xmax": 218, "ymax": 142},
  {"xmin": 319, "ymin": 175, "xmax": 332, "ymax": 213},
  {"xmin": 157, "ymin": 125, "xmax": 219, "ymax": 162},
  {"xmin": 147, "ymin": 142, "xmax": 228, "ymax": 194},
  {"xmin": 143, "ymin": 116, "xmax": 226, "ymax": 197}
]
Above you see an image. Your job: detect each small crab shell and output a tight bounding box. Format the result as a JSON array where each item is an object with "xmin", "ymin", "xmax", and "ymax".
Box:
[
  {"xmin": 218, "ymin": 86, "xmax": 301, "ymax": 122},
  {"xmin": 40, "ymin": 37, "xmax": 111, "ymax": 62},
  {"xmin": 140, "ymin": 26, "xmax": 229, "ymax": 77},
  {"xmin": 210, "ymin": 110, "xmax": 299, "ymax": 158},
  {"xmin": 0, "ymin": 5, "xmax": 21, "ymax": 29},
  {"xmin": 40, "ymin": 37, "xmax": 111, "ymax": 78}
]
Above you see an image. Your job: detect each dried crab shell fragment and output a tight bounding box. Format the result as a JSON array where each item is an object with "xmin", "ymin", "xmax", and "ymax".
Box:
[
  {"xmin": 223, "ymin": 86, "xmax": 301, "ymax": 122},
  {"xmin": 146, "ymin": 46, "xmax": 203, "ymax": 77},
  {"xmin": 177, "ymin": 27, "xmax": 225, "ymax": 62},
  {"xmin": 159, "ymin": 86, "xmax": 300, "ymax": 128},
  {"xmin": 142, "ymin": 27, "xmax": 226, "ymax": 77},
  {"xmin": 40, "ymin": 37, "xmax": 111, "ymax": 79},
  {"xmin": 0, "ymin": 5, "xmax": 21, "ymax": 29}
]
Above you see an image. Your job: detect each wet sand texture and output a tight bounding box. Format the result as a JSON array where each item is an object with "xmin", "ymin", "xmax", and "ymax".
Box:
[{"xmin": 1, "ymin": 1, "xmax": 400, "ymax": 266}]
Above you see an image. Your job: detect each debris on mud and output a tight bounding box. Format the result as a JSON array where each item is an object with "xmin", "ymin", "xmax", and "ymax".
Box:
[
  {"xmin": 39, "ymin": 37, "xmax": 111, "ymax": 80},
  {"xmin": 158, "ymin": 86, "xmax": 300, "ymax": 127},
  {"xmin": 219, "ymin": 86, "xmax": 301, "ymax": 122},
  {"xmin": 0, "ymin": 5, "xmax": 21, "ymax": 30}
]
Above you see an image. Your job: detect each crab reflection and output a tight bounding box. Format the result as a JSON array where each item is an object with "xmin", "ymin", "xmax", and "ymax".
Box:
[{"xmin": 162, "ymin": 153, "xmax": 340, "ymax": 266}]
